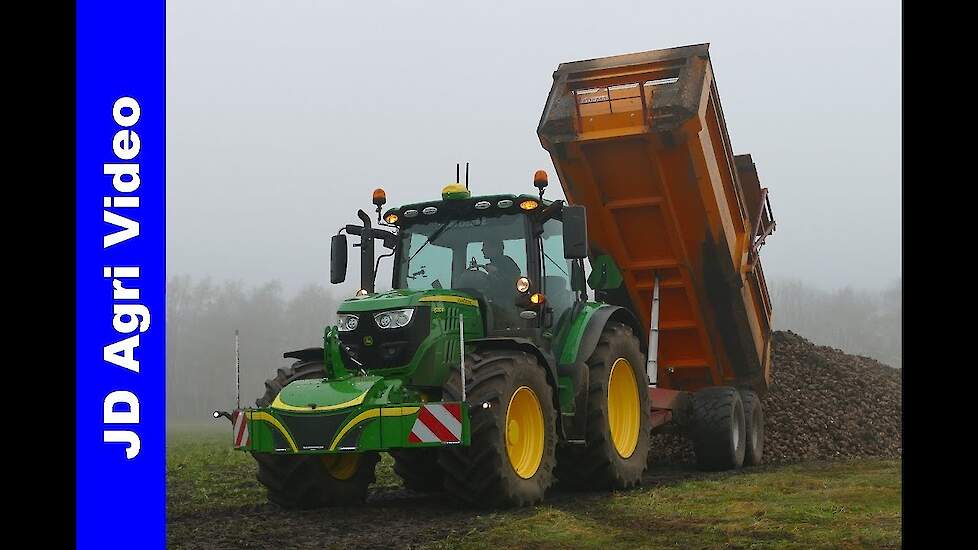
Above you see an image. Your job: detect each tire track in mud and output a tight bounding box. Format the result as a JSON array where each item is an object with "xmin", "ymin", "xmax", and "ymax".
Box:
[{"xmin": 166, "ymin": 466, "xmax": 708, "ymax": 549}]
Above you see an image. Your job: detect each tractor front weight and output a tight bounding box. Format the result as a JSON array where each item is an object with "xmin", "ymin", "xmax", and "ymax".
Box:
[{"xmin": 230, "ymin": 401, "xmax": 471, "ymax": 455}]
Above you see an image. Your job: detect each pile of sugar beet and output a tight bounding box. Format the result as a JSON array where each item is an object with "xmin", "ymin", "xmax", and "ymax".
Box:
[{"xmin": 648, "ymin": 330, "xmax": 902, "ymax": 466}]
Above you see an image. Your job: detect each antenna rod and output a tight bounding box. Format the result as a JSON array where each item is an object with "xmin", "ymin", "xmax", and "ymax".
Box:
[
  {"xmin": 465, "ymin": 162, "xmax": 470, "ymax": 190},
  {"xmin": 459, "ymin": 313, "xmax": 466, "ymax": 402},
  {"xmin": 235, "ymin": 329, "xmax": 241, "ymax": 410}
]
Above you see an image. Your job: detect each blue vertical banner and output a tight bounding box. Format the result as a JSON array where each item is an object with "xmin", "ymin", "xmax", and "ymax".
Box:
[{"xmin": 76, "ymin": 1, "xmax": 165, "ymax": 548}]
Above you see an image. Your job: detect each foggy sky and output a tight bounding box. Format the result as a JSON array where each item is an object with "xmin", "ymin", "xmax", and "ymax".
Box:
[{"xmin": 166, "ymin": 1, "xmax": 901, "ymax": 295}]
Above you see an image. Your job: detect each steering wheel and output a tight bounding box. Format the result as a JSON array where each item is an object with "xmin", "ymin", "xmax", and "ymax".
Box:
[
  {"xmin": 467, "ymin": 256, "xmax": 489, "ymax": 274},
  {"xmin": 456, "ymin": 261, "xmax": 490, "ymax": 289}
]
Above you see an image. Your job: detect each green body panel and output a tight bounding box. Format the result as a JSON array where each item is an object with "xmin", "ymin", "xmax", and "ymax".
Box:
[
  {"xmin": 587, "ymin": 254, "xmax": 624, "ymax": 290},
  {"xmin": 557, "ymin": 375, "xmax": 575, "ymax": 414},
  {"xmin": 553, "ymin": 301, "xmax": 606, "ymax": 365},
  {"xmin": 336, "ymin": 288, "xmax": 421, "ymax": 312},
  {"xmin": 324, "ymin": 326, "xmax": 347, "ymax": 378},
  {"xmin": 275, "ymin": 375, "xmax": 382, "ymax": 410}
]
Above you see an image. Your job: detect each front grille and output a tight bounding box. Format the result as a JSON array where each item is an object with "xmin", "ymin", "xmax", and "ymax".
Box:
[{"xmin": 338, "ymin": 308, "xmax": 430, "ymax": 370}]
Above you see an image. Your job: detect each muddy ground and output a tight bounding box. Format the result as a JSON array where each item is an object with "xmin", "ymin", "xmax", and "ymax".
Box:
[
  {"xmin": 168, "ymin": 331, "xmax": 902, "ymax": 549},
  {"xmin": 168, "ymin": 465, "xmax": 711, "ymax": 550}
]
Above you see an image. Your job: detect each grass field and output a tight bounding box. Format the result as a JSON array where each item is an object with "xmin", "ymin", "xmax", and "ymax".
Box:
[{"xmin": 167, "ymin": 428, "xmax": 901, "ymax": 549}]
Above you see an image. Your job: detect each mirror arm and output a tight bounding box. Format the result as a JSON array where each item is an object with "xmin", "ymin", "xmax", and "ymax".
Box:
[
  {"xmin": 571, "ymin": 258, "xmax": 588, "ymax": 301},
  {"xmin": 357, "ymin": 209, "xmax": 375, "ymax": 294},
  {"xmin": 535, "ymin": 200, "xmax": 564, "ymax": 224}
]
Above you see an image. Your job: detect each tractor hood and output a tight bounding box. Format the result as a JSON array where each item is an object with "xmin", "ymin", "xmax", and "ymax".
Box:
[
  {"xmin": 271, "ymin": 374, "xmax": 386, "ymax": 412},
  {"xmin": 336, "ymin": 288, "xmax": 479, "ymax": 313}
]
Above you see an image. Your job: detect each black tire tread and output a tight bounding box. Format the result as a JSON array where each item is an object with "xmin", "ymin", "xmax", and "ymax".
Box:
[
  {"xmin": 438, "ymin": 349, "xmax": 557, "ymax": 508},
  {"xmin": 740, "ymin": 389, "xmax": 764, "ymax": 466},
  {"xmin": 390, "ymin": 448, "xmax": 444, "ymax": 492},
  {"xmin": 691, "ymin": 386, "xmax": 746, "ymax": 471}
]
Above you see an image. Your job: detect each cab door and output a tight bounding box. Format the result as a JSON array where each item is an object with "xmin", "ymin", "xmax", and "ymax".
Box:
[{"xmin": 539, "ymin": 218, "xmax": 577, "ymax": 334}]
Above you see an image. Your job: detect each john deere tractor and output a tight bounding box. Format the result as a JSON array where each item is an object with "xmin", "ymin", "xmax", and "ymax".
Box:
[{"xmin": 224, "ymin": 172, "xmax": 651, "ymax": 509}]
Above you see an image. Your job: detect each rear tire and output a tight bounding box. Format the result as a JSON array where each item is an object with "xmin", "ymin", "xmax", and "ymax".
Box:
[
  {"xmin": 391, "ymin": 448, "xmax": 444, "ymax": 492},
  {"xmin": 740, "ymin": 390, "xmax": 764, "ymax": 466},
  {"xmin": 691, "ymin": 386, "xmax": 746, "ymax": 471},
  {"xmin": 555, "ymin": 322, "xmax": 651, "ymax": 490},
  {"xmin": 438, "ymin": 349, "xmax": 557, "ymax": 507},
  {"xmin": 252, "ymin": 360, "xmax": 379, "ymax": 509}
]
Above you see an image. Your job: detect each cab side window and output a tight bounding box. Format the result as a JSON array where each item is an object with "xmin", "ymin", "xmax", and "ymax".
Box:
[{"xmin": 540, "ymin": 219, "xmax": 576, "ymax": 327}]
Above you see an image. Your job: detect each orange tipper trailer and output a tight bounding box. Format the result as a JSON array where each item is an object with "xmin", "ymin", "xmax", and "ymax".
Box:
[{"xmin": 538, "ymin": 43, "xmax": 776, "ymax": 411}]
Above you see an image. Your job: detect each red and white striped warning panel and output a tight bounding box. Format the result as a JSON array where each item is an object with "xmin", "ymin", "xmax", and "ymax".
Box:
[
  {"xmin": 232, "ymin": 409, "xmax": 250, "ymax": 448},
  {"xmin": 408, "ymin": 403, "xmax": 462, "ymax": 444}
]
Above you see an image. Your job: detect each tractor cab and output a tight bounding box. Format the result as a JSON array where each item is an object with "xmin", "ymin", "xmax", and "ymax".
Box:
[{"xmin": 385, "ymin": 187, "xmax": 585, "ymax": 338}]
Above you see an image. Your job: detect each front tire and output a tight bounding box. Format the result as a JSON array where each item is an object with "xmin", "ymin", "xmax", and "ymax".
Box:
[
  {"xmin": 252, "ymin": 360, "xmax": 380, "ymax": 509},
  {"xmin": 555, "ymin": 322, "xmax": 651, "ymax": 490},
  {"xmin": 390, "ymin": 448, "xmax": 444, "ymax": 492},
  {"xmin": 438, "ymin": 349, "xmax": 557, "ymax": 507}
]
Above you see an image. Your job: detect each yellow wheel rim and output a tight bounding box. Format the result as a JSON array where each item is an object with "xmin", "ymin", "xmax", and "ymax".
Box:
[
  {"xmin": 321, "ymin": 453, "xmax": 360, "ymax": 480},
  {"xmin": 505, "ymin": 386, "xmax": 545, "ymax": 479},
  {"xmin": 608, "ymin": 358, "xmax": 640, "ymax": 458}
]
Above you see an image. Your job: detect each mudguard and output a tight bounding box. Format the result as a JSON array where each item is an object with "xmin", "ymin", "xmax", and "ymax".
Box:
[
  {"xmin": 576, "ymin": 305, "xmax": 643, "ymax": 361},
  {"xmin": 554, "ymin": 303, "xmax": 643, "ymax": 441}
]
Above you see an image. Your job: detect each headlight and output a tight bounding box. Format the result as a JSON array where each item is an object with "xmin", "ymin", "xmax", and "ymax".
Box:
[
  {"xmin": 337, "ymin": 314, "xmax": 359, "ymax": 332},
  {"xmin": 374, "ymin": 308, "xmax": 414, "ymax": 329}
]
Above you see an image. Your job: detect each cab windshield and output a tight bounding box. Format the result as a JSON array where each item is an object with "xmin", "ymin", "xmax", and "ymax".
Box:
[{"xmin": 395, "ymin": 214, "xmax": 529, "ymax": 305}]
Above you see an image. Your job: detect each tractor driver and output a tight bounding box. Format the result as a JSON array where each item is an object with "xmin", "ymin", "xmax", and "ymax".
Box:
[
  {"xmin": 481, "ymin": 239, "xmax": 521, "ymax": 300},
  {"xmin": 482, "ymin": 239, "xmax": 522, "ymax": 326}
]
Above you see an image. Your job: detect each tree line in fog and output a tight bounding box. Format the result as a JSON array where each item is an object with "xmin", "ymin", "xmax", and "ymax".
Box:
[
  {"xmin": 166, "ymin": 275, "xmax": 901, "ymax": 423},
  {"xmin": 768, "ymin": 277, "xmax": 901, "ymax": 369}
]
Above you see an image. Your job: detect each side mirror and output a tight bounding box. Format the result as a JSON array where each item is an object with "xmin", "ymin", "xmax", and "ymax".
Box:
[
  {"xmin": 562, "ymin": 205, "xmax": 588, "ymax": 259},
  {"xmin": 330, "ymin": 234, "xmax": 348, "ymax": 284}
]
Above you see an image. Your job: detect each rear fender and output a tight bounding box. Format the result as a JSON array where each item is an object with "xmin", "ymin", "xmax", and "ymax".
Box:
[
  {"xmin": 555, "ymin": 304, "xmax": 643, "ymax": 441},
  {"xmin": 575, "ymin": 305, "xmax": 643, "ymax": 361}
]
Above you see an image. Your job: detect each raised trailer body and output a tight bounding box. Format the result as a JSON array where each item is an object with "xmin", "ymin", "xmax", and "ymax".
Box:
[{"xmin": 538, "ymin": 43, "xmax": 775, "ymax": 396}]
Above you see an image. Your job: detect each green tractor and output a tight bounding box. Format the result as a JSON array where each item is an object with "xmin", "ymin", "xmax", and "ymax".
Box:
[{"xmin": 224, "ymin": 174, "xmax": 652, "ymax": 508}]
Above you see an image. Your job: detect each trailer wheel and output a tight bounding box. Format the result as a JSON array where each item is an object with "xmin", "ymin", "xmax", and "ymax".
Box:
[
  {"xmin": 691, "ymin": 386, "xmax": 746, "ymax": 471},
  {"xmin": 555, "ymin": 322, "xmax": 651, "ymax": 490},
  {"xmin": 251, "ymin": 360, "xmax": 380, "ymax": 508},
  {"xmin": 390, "ymin": 448, "xmax": 444, "ymax": 492},
  {"xmin": 439, "ymin": 349, "xmax": 557, "ymax": 507},
  {"xmin": 740, "ymin": 390, "xmax": 764, "ymax": 466}
]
